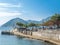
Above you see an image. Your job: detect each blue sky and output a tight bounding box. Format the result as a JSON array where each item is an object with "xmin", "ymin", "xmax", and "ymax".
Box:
[{"xmin": 0, "ymin": 0, "xmax": 60, "ymax": 26}]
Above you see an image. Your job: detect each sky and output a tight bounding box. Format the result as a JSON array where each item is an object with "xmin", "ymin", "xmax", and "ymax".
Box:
[{"xmin": 0, "ymin": 0, "xmax": 60, "ymax": 26}]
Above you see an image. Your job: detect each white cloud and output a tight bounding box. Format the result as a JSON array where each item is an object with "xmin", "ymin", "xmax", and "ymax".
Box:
[
  {"xmin": 0, "ymin": 2, "xmax": 22, "ymax": 17},
  {"xmin": 0, "ymin": 17, "xmax": 10, "ymax": 26},
  {"xmin": 0, "ymin": 11, "xmax": 21, "ymax": 17},
  {"xmin": 0, "ymin": 17, "xmax": 17, "ymax": 26},
  {"xmin": 0, "ymin": 2, "xmax": 22, "ymax": 26},
  {"xmin": 0, "ymin": 11, "xmax": 22, "ymax": 26},
  {"xmin": 0, "ymin": 3, "xmax": 21, "ymax": 8},
  {"xmin": 0, "ymin": 7, "xmax": 6, "ymax": 10}
]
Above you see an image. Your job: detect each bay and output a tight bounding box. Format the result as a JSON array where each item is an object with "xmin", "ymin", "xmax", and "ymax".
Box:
[{"xmin": 0, "ymin": 27, "xmax": 55, "ymax": 45}]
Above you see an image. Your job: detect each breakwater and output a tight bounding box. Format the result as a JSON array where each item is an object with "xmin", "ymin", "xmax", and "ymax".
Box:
[{"xmin": 1, "ymin": 31, "xmax": 14, "ymax": 35}]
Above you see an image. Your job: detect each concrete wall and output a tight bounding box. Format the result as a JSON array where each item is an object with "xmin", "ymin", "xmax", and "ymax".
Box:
[{"xmin": 32, "ymin": 30, "xmax": 60, "ymax": 41}]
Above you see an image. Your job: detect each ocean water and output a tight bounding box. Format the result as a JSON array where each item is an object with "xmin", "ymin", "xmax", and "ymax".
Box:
[{"xmin": 0, "ymin": 27, "xmax": 55, "ymax": 45}]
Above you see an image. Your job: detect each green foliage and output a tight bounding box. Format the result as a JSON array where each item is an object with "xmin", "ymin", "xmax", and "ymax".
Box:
[
  {"xmin": 24, "ymin": 24, "xmax": 28, "ymax": 28},
  {"xmin": 51, "ymin": 13, "xmax": 60, "ymax": 24},
  {"xmin": 16, "ymin": 14, "xmax": 60, "ymax": 29},
  {"xmin": 16, "ymin": 22, "xmax": 29, "ymax": 28},
  {"xmin": 51, "ymin": 13, "xmax": 60, "ymax": 22},
  {"xmin": 42, "ymin": 13, "xmax": 60, "ymax": 28},
  {"xmin": 16, "ymin": 22, "xmax": 24, "ymax": 27},
  {"xmin": 28, "ymin": 22, "xmax": 37, "ymax": 27}
]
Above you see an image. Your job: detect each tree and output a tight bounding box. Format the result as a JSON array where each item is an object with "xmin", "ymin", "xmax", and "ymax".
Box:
[
  {"xmin": 24, "ymin": 24, "xmax": 28, "ymax": 28},
  {"xmin": 51, "ymin": 13, "xmax": 60, "ymax": 29},
  {"xmin": 24, "ymin": 24, "xmax": 29, "ymax": 34},
  {"xmin": 16, "ymin": 22, "xmax": 29, "ymax": 34},
  {"xmin": 16, "ymin": 22, "xmax": 24, "ymax": 28},
  {"xmin": 28, "ymin": 22, "xmax": 37, "ymax": 35},
  {"xmin": 42, "ymin": 13, "xmax": 60, "ymax": 29}
]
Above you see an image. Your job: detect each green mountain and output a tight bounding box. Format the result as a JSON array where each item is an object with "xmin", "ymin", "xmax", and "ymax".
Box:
[
  {"xmin": 1, "ymin": 18, "xmax": 27, "ymax": 28},
  {"xmin": 0, "ymin": 17, "xmax": 50, "ymax": 28}
]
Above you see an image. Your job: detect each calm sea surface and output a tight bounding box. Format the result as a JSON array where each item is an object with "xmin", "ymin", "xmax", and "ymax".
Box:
[{"xmin": 0, "ymin": 27, "xmax": 55, "ymax": 45}]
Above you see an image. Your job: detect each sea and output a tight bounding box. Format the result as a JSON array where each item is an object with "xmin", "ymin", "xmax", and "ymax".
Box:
[{"xmin": 0, "ymin": 27, "xmax": 55, "ymax": 45}]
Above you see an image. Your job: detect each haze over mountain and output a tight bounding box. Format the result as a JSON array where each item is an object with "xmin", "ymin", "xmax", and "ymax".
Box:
[
  {"xmin": 0, "ymin": 18, "xmax": 27, "ymax": 28},
  {"xmin": 0, "ymin": 17, "xmax": 50, "ymax": 28}
]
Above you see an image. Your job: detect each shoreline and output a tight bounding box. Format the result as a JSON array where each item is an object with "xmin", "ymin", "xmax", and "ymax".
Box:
[
  {"xmin": 1, "ymin": 30, "xmax": 60, "ymax": 45},
  {"xmin": 12, "ymin": 30, "xmax": 58, "ymax": 45}
]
